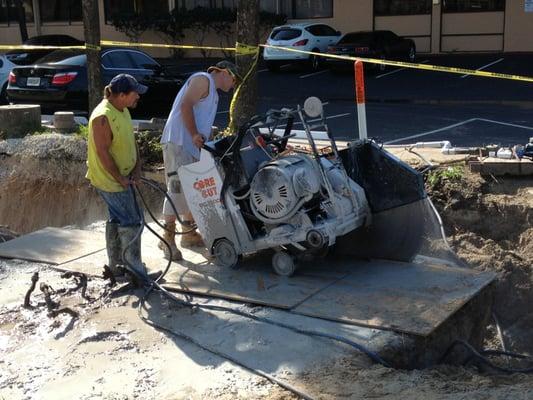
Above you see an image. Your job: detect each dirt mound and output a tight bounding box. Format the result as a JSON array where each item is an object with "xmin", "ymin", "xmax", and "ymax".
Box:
[
  {"xmin": 428, "ymin": 169, "xmax": 533, "ymax": 354},
  {"xmin": 0, "ymin": 134, "xmax": 163, "ymax": 234}
]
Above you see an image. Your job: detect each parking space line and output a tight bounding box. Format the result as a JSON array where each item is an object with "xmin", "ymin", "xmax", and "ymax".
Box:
[
  {"xmin": 375, "ymin": 60, "xmax": 429, "ymax": 79},
  {"xmin": 476, "ymin": 118, "xmax": 533, "ymax": 130},
  {"xmin": 217, "ymin": 110, "xmax": 229, "ymax": 114},
  {"xmin": 460, "ymin": 58, "xmax": 504, "ymax": 78},
  {"xmin": 385, "ymin": 117, "xmax": 533, "ymax": 145},
  {"xmin": 257, "ymin": 68, "xmax": 269, "ymax": 73},
  {"xmin": 300, "ymin": 70, "xmax": 329, "ymax": 79},
  {"xmin": 384, "ymin": 118, "xmax": 478, "ymax": 144}
]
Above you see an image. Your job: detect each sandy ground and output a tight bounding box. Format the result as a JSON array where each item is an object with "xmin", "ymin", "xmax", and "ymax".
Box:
[{"xmin": 1, "ymin": 135, "xmax": 533, "ymax": 399}]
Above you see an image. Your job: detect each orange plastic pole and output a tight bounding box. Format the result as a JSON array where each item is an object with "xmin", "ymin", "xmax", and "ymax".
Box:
[{"xmin": 354, "ymin": 60, "xmax": 368, "ymax": 140}]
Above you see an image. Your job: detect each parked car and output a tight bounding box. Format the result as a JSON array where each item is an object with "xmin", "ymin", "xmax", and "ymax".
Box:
[
  {"xmin": 326, "ymin": 30, "xmax": 416, "ymax": 72},
  {"xmin": 7, "ymin": 48, "xmax": 185, "ymax": 114},
  {"xmin": 0, "ymin": 54, "xmax": 16, "ymax": 104},
  {"xmin": 263, "ymin": 22, "xmax": 341, "ymax": 72},
  {"xmin": 6, "ymin": 35, "xmax": 85, "ymax": 66}
]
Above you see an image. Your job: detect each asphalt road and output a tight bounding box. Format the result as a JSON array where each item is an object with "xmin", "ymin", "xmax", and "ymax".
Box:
[{"xmin": 144, "ymin": 53, "xmax": 533, "ymax": 147}]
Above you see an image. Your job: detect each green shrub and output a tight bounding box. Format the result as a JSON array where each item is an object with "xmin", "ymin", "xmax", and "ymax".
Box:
[
  {"xmin": 136, "ymin": 130, "xmax": 163, "ymax": 165},
  {"xmin": 427, "ymin": 166, "xmax": 464, "ymax": 188}
]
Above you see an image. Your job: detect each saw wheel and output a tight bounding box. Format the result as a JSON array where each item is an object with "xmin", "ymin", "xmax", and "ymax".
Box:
[
  {"xmin": 213, "ymin": 239, "xmax": 239, "ymax": 269},
  {"xmin": 272, "ymin": 251, "xmax": 297, "ymax": 277}
]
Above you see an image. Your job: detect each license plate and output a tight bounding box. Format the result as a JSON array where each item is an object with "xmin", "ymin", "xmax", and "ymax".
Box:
[{"xmin": 27, "ymin": 77, "xmax": 41, "ymax": 87}]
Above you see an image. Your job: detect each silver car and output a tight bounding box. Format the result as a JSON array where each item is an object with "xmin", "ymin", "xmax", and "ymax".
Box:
[{"xmin": 263, "ymin": 22, "xmax": 341, "ymax": 72}]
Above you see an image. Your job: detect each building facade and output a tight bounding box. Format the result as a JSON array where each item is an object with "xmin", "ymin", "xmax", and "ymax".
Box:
[{"xmin": 1, "ymin": 1, "xmax": 533, "ymax": 56}]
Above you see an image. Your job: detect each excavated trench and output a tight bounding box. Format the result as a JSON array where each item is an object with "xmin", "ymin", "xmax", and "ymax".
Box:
[
  {"xmin": 1, "ymin": 134, "xmax": 532, "ymax": 359},
  {"xmin": 428, "ymin": 173, "xmax": 533, "ymax": 354}
]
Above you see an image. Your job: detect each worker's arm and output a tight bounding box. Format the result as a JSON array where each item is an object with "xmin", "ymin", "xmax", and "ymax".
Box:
[
  {"xmin": 180, "ymin": 75, "xmax": 210, "ymax": 149},
  {"xmin": 92, "ymin": 115, "xmax": 130, "ymax": 189}
]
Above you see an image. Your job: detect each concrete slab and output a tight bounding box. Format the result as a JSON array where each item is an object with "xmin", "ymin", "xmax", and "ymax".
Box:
[
  {"xmin": 292, "ymin": 259, "xmax": 496, "ymax": 336},
  {"xmin": 163, "ymin": 255, "xmax": 349, "ymax": 309},
  {"xmin": 15, "ymin": 226, "xmax": 495, "ymax": 338},
  {"xmin": 0, "ymin": 227, "xmax": 105, "ymax": 265}
]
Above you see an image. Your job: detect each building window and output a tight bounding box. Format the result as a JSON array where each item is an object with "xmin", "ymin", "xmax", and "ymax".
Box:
[
  {"xmin": 442, "ymin": 0, "xmax": 505, "ymax": 13},
  {"xmin": 259, "ymin": 0, "xmax": 331, "ymax": 19},
  {"xmin": 293, "ymin": 0, "xmax": 332, "ymax": 19},
  {"xmin": 39, "ymin": 0, "xmax": 82, "ymax": 23},
  {"xmin": 178, "ymin": 0, "xmax": 236, "ymax": 8},
  {"xmin": 0, "ymin": 0, "xmax": 34, "ymax": 25},
  {"xmin": 104, "ymin": 0, "xmax": 169, "ymax": 21},
  {"xmin": 374, "ymin": 0, "xmax": 431, "ymax": 16}
]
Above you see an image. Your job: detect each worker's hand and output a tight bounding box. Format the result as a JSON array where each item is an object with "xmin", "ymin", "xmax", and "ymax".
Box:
[
  {"xmin": 130, "ymin": 173, "xmax": 142, "ymax": 186},
  {"xmin": 118, "ymin": 176, "xmax": 130, "ymax": 189},
  {"xmin": 193, "ymin": 133, "xmax": 205, "ymax": 149}
]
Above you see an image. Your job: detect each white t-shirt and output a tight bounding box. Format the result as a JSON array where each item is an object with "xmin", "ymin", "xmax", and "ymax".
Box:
[{"xmin": 161, "ymin": 72, "xmax": 219, "ymax": 159}]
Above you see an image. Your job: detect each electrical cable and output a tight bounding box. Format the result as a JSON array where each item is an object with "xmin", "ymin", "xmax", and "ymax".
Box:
[
  {"xmin": 440, "ymin": 339, "xmax": 533, "ymax": 374},
  {"xmin": 139, "ymin": 177, "xmax": 196, "ymax": 235}
]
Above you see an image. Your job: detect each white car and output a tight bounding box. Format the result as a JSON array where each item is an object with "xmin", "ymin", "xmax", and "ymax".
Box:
[
  {"xmin": 263, "ymin": 22, "xmax": 341, "ymax": 72},
  {"xmin": 0, "ymin": 54, "xmax": 15, "ymax": 104}
]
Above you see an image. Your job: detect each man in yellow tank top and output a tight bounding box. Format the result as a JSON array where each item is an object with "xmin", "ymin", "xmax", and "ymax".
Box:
[{"xmin": 86, "ymin": 74, "xmax": 150, "ymax": 285}]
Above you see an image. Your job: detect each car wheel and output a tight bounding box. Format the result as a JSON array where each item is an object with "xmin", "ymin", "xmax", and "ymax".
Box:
[
  {"xmin": 309, "ymin": 49, "xmax": 321, "ymax": 71},
  {"xmin": 408, "ymin": 45, "xmax": 416, "ymax": 63},
  {"xmin": 266, "ymin": 60, "xmax": 281, "ymax": 72}
]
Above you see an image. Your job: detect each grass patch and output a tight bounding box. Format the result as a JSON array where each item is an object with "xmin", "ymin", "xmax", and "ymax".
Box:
[{"xmin": 427, "ymin": 165, "xmax": 464, "ymax": 189}]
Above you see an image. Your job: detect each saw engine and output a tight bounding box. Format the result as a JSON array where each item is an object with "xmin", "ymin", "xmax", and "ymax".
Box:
[{"xmin": 249, "ymin": 154, "xmax": 321, "ymax": 224}]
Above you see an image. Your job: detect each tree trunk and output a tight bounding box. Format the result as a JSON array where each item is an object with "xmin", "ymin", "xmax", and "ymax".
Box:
[
  {"xmin": 82, "ymin": 0, "xmax": 103, "ymax": 114},
  {"xmin": 232, "ymin": 0, "xmax": 259, "ymax": 130},
  {"xmin": 14, "ymin": 0, "xmax": 28, "ymax": 42}
]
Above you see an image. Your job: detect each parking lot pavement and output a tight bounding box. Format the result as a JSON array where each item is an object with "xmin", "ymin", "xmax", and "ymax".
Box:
[{"xmin": 151, "ymin": 53, "xmax": 533, "ymax": 147}]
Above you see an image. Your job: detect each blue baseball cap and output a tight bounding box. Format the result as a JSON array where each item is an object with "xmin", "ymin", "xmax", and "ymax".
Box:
[{"xmin": 109, "ymin": 74, "xmax": 148, "ymax": 95}]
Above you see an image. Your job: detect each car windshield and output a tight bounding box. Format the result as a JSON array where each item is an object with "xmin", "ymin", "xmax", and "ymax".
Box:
[
  {"xmin": 339, "ymin": 33, "xmax": 374, "ymax": 45},
  {"xmin": 35, "ymin": 50, "xmax": 85, "ymax": 65},
  {"xmin": 270, "ymin": 28, "xmax": 302, "ymax": 41}
]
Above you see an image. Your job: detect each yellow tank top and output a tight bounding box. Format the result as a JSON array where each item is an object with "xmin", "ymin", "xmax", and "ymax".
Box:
[{"xmin": 86, "ymin": 99, "xmax": 137, "ymax": 192}]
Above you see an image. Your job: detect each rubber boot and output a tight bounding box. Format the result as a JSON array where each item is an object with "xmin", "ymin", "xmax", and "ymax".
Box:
[
  {"xmin": 105, "ymin": 221, "xmax": 125, "ymax": 277},
  {"xmin": 180, "ymin": 229, "xmax": 205, "ymax": 248},
  {"xmin": 118, "ymin": 225, "xmax": 149, "ymax": 285},
  {"xmin": 158, "ymin": 222, "xmax": 183, "ymax": 261}
]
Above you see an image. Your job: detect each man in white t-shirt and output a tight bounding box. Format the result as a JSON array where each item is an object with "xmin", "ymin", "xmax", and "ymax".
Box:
[{"xmin": 159, "ymin": 60, "xmax": 240, "ymax": 261}]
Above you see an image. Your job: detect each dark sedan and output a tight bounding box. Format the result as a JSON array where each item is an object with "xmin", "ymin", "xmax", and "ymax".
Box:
[
  {"xmin": 7, "ymin": 48, "xmax": 184, "ymax": 115},
  {"xmin": 6, "ymin": 34, "xmax": 85, "ymax": 66},
  {"xmin": 326, "ymin": 30, "xmax": 416, "ymax": 72}
]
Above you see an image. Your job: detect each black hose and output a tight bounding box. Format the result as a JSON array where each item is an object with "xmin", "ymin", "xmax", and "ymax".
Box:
[
  {"xmin": 139, "ymin": 177, "xmax": 196, "ymax": 234},
  {"xmin": 441, "ymin": 340, "xmax": 533, "ymax": 374},
  {"xmin": 138, "ymin": 285, "xmax": 314, "ymax": 400}
]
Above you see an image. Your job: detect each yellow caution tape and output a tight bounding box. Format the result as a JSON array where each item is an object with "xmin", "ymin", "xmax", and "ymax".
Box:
[
  {"xmin": 261, "ymin": 44, "xmax": 533, "ymax": 83},
  {"xmin": 85, "ymin": 43, "xmax": 101, "ymax": 51},
  {"xmin": 228, "ymin": 43, "xmax": 260, "ymax": 133},
  {"xmin": 2, "ymin": 39, "xmax": 532, "ymax": 83},
  {"xmin": 100, "ymin": 40, "xmax": 236, "ymax": 52},
  {"xmin": 0, "ymin": 44, "xmax": 86, "ymax": 50},
  {"xmin": 235, "ymin": 42, "xmax": 259, "ymax": 56}
]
